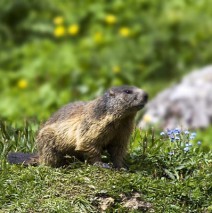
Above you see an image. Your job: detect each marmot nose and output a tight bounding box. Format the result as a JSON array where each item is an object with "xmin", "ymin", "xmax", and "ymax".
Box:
[{"xmin": 143, "ymin": 92, "xmax": 148, "ymax": 102}]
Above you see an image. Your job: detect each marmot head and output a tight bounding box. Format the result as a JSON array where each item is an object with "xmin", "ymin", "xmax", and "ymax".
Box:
[{"xmin": 104, "ymin": 85, "xmax": 148, "ymax": 116}]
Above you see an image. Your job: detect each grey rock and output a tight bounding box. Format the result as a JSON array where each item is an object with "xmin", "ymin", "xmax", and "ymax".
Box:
[{"xmin": 139, "ymin": 66, "xmax": 212, "ymax": 129}]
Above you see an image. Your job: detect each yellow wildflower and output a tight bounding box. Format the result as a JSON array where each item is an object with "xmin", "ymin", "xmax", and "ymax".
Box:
[
  {"xmin": 53, "ymin": 16, "xmax": 64, "ymax": 25},
  {"xmin": 68, "ymin": 24, "xmax": 80, "ymax": 36},
  {"xmin": 112, "ymin": 66, "xmax": 121, "ymax": 73},
  {"xmin": 53, "ymin": 26, "xmax": 66, "ymax": 37},
  {"xmin": 105, "ymin": 14, "xmax": 117, "ymax": 24},
  {"xmin": 119, "ymin": 27, "xmax": 131, "ymax": 37},
  {"xmin": 17, "ymin": 79, "xmax": 28, "ymax": 89},
  {"xmin": 143, "ymin": 114, "xmax": 151, "ymax": 123},
  {"xmin": 93, "ymin": 32, "xmax": 103, "ymax": 43}
]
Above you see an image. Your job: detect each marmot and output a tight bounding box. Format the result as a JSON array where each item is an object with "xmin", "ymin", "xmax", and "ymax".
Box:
[{"xmin": 8, "ymin": 85, "xmax": 148, "ymax": 169}]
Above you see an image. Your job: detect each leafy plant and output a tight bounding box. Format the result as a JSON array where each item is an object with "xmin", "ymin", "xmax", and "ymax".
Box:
[
  {"xmin": 1, "ymin": 0, "xmax": 212, "ymax": 120},
  {"xmin": 128, "ymin": 128, "xmax": 211, "ymax": 180}
]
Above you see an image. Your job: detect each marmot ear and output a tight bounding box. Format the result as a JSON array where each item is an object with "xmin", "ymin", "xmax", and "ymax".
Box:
[{"xmin": 109, "ymin": 90, "xmax": 115, "ymax": 97}]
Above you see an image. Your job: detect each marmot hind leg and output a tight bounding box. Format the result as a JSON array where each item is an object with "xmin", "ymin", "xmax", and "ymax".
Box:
[{"xmin": 37, "ymin": 129, "xmax": 66, "ymax": 167}]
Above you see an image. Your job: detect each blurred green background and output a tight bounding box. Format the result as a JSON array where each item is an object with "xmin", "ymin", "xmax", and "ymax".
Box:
[{"xmin": 0, "ymin": 0, "xmax": 212, "ymax": 121}]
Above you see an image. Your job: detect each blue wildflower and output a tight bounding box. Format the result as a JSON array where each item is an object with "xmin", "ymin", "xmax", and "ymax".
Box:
[
  {"xmin": 167, "ymin": 129, "xmax": 175, "ymax": 135},
  {"xmin": 174, "ymin": 128, "xmax": 181, "ymax": 134},
  {"xmin": 169, "ymin": 151, "xmax": 174, "ymax": 155},
  {"xmin": 167, "ymin": 131, "xmax": 171, "ymax": 135},
  {"xmin": 197, "ymin": 141, "xmax": 201, "ymax": 145},
  {"xmin": 189, "ymin": 132, "xmax": 197, "ymax": 140},
  {"xmin": 189, "ymin": 136, "xmax": 195, "ymax": 140},
  {"xmin": 184, "ymin": 147, "xmax": 189, "ymax": 152},
  {"xmin": 184, "ymin": 130, "xmax": 190, "ymax": 135},
  {"xmin": 170, "ymin": 136, "xmax": 175, "ymax": 142},
  {"xmin": 175, "ymin": 136, "xmax": 180, "ymax": 141},
  {"xmin": 191, "ymin": 132, "xmax": 197, "ymax": 137}
]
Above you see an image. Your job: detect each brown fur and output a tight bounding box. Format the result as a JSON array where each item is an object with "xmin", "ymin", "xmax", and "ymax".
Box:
[{"xmin": 35, "ymin": 85, "xmax": 148, "ymax": 168}]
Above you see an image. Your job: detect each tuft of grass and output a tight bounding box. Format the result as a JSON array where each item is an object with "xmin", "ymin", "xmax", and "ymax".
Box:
[
  {"xmin": 128, "ymin": 128, "xmax": 211, "ymax": 180},
  {"xmin": 0, "ymin": 121, "xmax": 211, "ymax": 212},
  {"xmin": 0, "ymin": 121, "xmax": 37, "ymax": 168}
]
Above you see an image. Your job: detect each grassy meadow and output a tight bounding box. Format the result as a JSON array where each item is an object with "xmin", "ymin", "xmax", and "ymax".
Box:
[{"xmin": 0, "ymin": 123, "xmax": 211, "ymax": 212}]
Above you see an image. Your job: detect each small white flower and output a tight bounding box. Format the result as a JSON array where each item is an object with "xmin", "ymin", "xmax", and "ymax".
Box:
[{"xmin": 160, "ymin": 132, "xmax": 165, "ymax": 136}]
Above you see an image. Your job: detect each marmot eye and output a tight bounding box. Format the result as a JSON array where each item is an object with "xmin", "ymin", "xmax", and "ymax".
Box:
[{"xmin": 124, "ymin": 90, "xmax": 133, "ymax": 94}]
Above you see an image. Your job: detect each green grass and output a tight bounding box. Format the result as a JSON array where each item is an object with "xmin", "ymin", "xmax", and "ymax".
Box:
[{"xmin": 0, "ymin": 122, "xmax": 211, "ymax": 212}]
